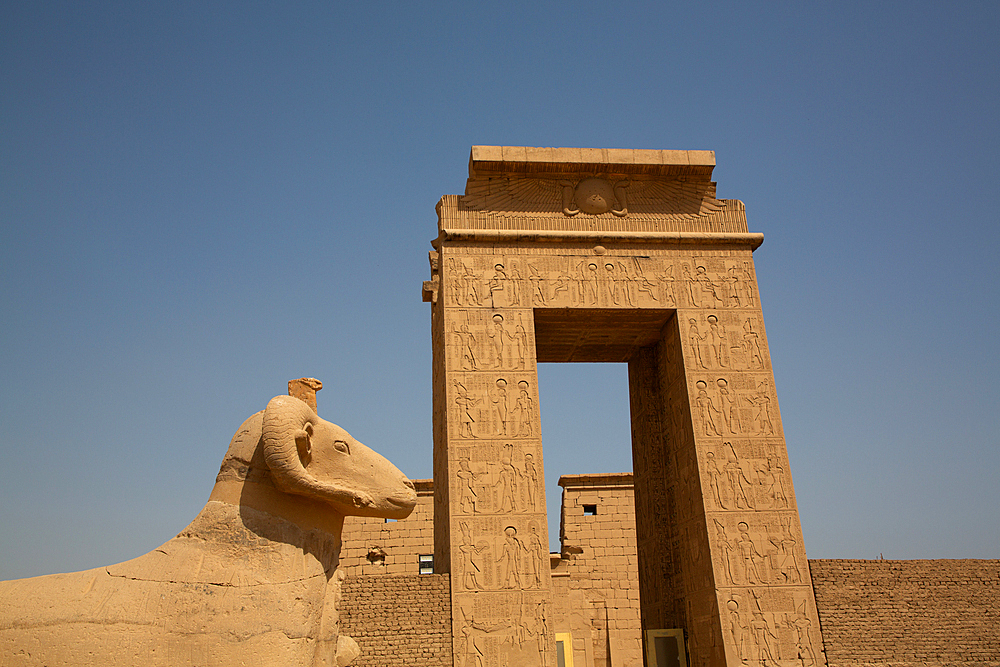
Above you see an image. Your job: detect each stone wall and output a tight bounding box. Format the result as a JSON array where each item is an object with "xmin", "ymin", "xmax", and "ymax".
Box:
[
  {"xmin": 553, "ymin": 473, "xmax": 642, "ymax": 667},
  {"xmin": 337, "ymin": 477, "xmax": 999, "ymax": 667},
  {"xmin": 809, "ymin": 559, "xmax": 1000, "ymax": 667},
  {"xmin": 341, "ymin": 479, "xmax": 435, "ymax": 575},
  {"xmin": 339, "ymin": 573, "xmax": 452, "ymax": 667}
]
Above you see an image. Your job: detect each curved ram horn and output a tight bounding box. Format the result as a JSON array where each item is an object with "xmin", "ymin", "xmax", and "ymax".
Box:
[{"xmin": 261, "ymin": 395, "xmax": 374, "ymax": 512}]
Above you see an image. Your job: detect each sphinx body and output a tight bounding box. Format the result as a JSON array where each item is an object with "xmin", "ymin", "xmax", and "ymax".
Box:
[{"xmin": 0, "ymin": 391, "xmax": 416, "ymax": 666}]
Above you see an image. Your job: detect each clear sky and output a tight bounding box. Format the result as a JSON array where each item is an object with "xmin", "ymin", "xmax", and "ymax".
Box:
[{"xmin": 2, "ymin": 2, "xmax": 998, "ymax": 581}]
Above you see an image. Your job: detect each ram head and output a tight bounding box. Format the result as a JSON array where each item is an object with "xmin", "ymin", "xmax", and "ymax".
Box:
[{"xmin": 217, "ymin": 385, "xmax": 416, "ymax": 521}]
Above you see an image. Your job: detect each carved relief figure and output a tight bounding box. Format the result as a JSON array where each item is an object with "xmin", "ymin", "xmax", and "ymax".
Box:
[
  {"xmin": 742, "ymin": 262, "xmax": 757, "ymax": 307},
  {"xmin": 631, "ymin": 257, "xmax": 658, "ymax": 302},
  {"xmin": 724, "ymin": 443, "xmax": 755, "ymax": 510},
  {"xmin": 657, "ymin": 263, "xmax": 676, "ymax": 305},
  {"xmin": 448, "ymin": 257, "xmax": 461, "ymax": 305},
  {"xmin": 717, "ymin": 378, "xmax": 739, "ymax": 434},
  {"xmin": 525, "ymin": 521, "xmax": 545, "ymax": 588},
  {"xmin": 533, "ymin": 599, "xmax": 549, "ymax": 662},
  {"xmin": 785, "ymin": 600, "xmax": 818, "ymax": 667},
  {"xmin": 706, "ymin": 315, "xmax": 729, "ymax": 368},
  {"xmin": 726, "ymin": 266, "xmax": 743, "ymax": 308},
  {"xmin": 456, "ymin": 324, "xmax": 478, "ymax": 370},
  {"xmin": 737, "ymin": 522, "xmax": 764, "ymax": 584},
  {"xmin": 487, "ymin": 314, "xmax": 508, "ymax": 368},
  {"xmin": 457, "ymin": 459, "xmax": 479, "ymax": 513},
  {"xmin": 604, "ymin": 262, "xmax": 621, "ymax": 305},
  {"xmin": 497, "ymin": 443, "xmax": 520, "ymax": 513},
  {"xmin": 727, "ymin": 598, "xmax": 748, "ymax": 661},
  {"xmin": 498, "ymin": 526, "xmax": 525, "ymax": 589},
  {"xmin": 528, "ymin": 262, "xmax": 548, "ymax": 305},
  {"xmin": 771, "ymin": 517, "xmax": 802, "ymax": 584},
  {"xmin": 455, "ymin": 382, "xmax": 480, "ymax": 438},
  {"xmin": 683, "ymin": 264, "xmax": 698, "ymax": 306},
  {"xmin": 759, "ymin": 458, "xmax": 789, "ymax": 509},
  {"xmin": 714, "ymin": 519, "xmax": 737, "ymax": 584},
  {"xmin": 689, "ymin": 319, "xmax": 707, "ymax": 369},
  {"xmin": 706, "ymin": 450, "xmax": 726, "ymax": 509},
  {"xmin": 0, "ymin": 381, "xmax": 417, "ymax": 667},
  {"xmin": 508, "ymin": 262, "xmax": 523, "ymax": 306},
  {"xmin": 458, "ymin": 523, "xmax": 489, "ymax": 590},
  {"xmin": 586, "ymin": 262, "xmax": 600, "ymax": 305},
  {"xmin": 455, "ymin": 261, "xmax": 482, "ymax": 307},
  {"xmin": 512, "ymin": 380, "xmax": 535, "ymax": 436},
  {"xmin": 696, "ymin": 265, "xmax": 723, "ymax": 308},
  {"xmin": 489, "ymin": 263, "xmax": 509, "ymax": 309},
  {"xmin": 615, "ymin": 260, "xmax": 635, "ymax": 306},
  {"xmin": 749, "ymin": 612, "xmax": 780, "ymax": 666},
  {"xmin": 695, "ymin": 380, "xmax": 722, "ymax": 436},
  {"xmin": 490, "ymin": 377, "xmax": 509, "ymax": 435},
  {"xmin": 552, "ymin": 264, "xmax": 571, "ymax": 304},
  {"xmin": 743, "ymin": 319, "xmax": 764, "ymax": 369},
  {"xmin": 750, "ymin": 380, "xmax": 774, "ymax": 435},
  {"xmin": 523, "ymin": 452, "xmax": 538, "ymax": 509},
  {"xmin": 512, "ymin": 319, "xmax": 528, "ymax": 370}
]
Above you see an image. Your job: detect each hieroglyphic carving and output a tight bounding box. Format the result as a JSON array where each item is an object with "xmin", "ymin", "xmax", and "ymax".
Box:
[
  {"xmin": 497, "ymin": 444, "xmax": 519, "ymax": 512},
  {"xmin": 703, "ymin": 440, "xmax": 794, "ymax": 513},
  {"xmin": 498, "ymin": 525, "xmax": 525, "ymax": 589},
  {"xmin": 434, "ymin": 147, "xmax": 824, "ymax": 667},
  {"xmin": 711, "ymin": 516, "xmax": 808, "ymax": 588},
  {"xmin": 452, "ymin": 517, "xmax": 548, "ymax": 592},
  {"xmin": 450, "ymin": 374, "xmax": 539, "ymax": 440},
  {"xmin": 721, "ymin": 590, "xmax": 823, "ymax": 667},
  {"xmin": 695, "ymin": 380, "xmax": 723, "ymax": 436},
  {"xmin": 448, "ymin": 258, "xmax": 484, "ymax": 307},
  {"xmin": 490, "ymin": 378, "xmax": 509, "ymax": 436},
  {"xmin": 453, "ymin": 381, "xmax": 480, "ymax": 438},
  {"xmin": 522, "ymin": 452, "xmax": 538, "ymax": 510},
  {"xmin": 510, "ymin": 380, "xmax": 535, "ymax": 437},
  {"xmin": 458, "ymin": 521, "xmax": 490, "ymax": 590},
  {"xmin": 689, "ymin": 374, "xmax": 781, "ymax": 439},
  {"xmin": 448, "ymin": 310, "xmax": 536, "ymax": 372},
  {"xmin": 686, "ymin": 311, "xmax": 770, "ymax": 372},
  {"xmin": 453, "ymin": 442, "xmax": 543, "ymax": 517}
]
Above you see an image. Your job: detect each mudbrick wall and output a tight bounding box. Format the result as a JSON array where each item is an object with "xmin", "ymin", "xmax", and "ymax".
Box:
[
  {"xmin": 809, "ymin": 559, "xmax": 1000, "ymax": 667},
  {"xmin": 339, "ymin": 573, "xmax": 453, "ymax": 667}
]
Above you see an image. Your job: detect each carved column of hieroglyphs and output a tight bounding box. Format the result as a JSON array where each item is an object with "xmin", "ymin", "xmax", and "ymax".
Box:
[
  {"xmin": 430, "ymin": 247, "xmax": 552, "ymax": 667},
  {"xmin": 428, "ymin": 146, "xmax": 826, "ymax": 667}
]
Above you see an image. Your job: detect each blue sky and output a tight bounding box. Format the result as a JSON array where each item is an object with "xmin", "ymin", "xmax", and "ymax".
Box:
[{"xmin": 2, "ymin": 2, "xmax": 997, "ymax": 580}]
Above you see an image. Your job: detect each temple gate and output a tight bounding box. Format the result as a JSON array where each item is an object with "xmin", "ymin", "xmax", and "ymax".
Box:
[{"xmin": 423, "ymin": 146, "xmax": 826, "ymax": 667}]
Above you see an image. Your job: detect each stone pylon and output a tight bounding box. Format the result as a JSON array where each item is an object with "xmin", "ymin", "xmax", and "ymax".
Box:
[{"xmin": 424, "ymin": 146, "xmax": 826, "ymax": 667}]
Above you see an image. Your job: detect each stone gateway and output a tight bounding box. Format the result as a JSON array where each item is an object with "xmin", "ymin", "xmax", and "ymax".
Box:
[{"xmin": 424, "ymin": 147, "xmax": 825, "ymax": 667}]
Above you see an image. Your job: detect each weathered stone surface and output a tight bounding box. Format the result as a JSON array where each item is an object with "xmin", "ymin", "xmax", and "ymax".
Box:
[
  {"xmin": 427, "ymin": 146, "xmax": 824, "ymax": 667},
  {"xmin": 0, "ymin": 379, "xmax": 416, "ymax": 666},
  {"xmin": 334, "ymin": 475, "xmax": 1000, "ymax": 667},
  {"xmin": 810, "ymin": 559, "xmax": 1000, "ymax": 667},
  {"xmin": 339, "ymin": 574, "xmax": 453, "ymax": 667}
]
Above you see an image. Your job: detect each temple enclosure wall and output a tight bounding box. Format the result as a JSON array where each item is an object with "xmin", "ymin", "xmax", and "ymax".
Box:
[
  {"xmin": 809, "ymin": 559, "xmax": 1000, "ymax": 667},
  {"xmin": 339, "ymin": 477, "xmax": 1000, "ymax": 667}
]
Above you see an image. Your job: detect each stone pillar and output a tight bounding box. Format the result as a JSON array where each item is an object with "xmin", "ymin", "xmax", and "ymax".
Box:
[
  {"xmin": 428, "ymin": 246, "xmax": 552, "ymax": 666},
  {"xmin": 427, "ymin": 146, "xmax": 826, "ymax": 667}
]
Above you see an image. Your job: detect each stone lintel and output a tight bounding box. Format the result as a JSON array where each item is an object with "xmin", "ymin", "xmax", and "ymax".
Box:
[
  {"xmin": 437, "ymin": 227, "xmax": 763, "ymax": 250},
  {"xmin": 469, "ymin": 146, "xmax": 716, "ymax": 179},
  {"xmin": 411, "ymin": 478, "xmax": 434, "ymax": 495},
  {"xmin": 559, "ymin": 472, "xmax": 635, "ymax": 488}
]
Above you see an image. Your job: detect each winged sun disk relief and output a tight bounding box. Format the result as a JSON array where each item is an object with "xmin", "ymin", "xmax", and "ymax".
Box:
[{"xmin": 461, "ymin": 176, "xmax": 726, "ymax": 219}]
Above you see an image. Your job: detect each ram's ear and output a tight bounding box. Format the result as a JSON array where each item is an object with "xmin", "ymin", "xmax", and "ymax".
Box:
[{"xmin": 294, "ymin": 423, "xmax": 313, "ymax": 465}]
